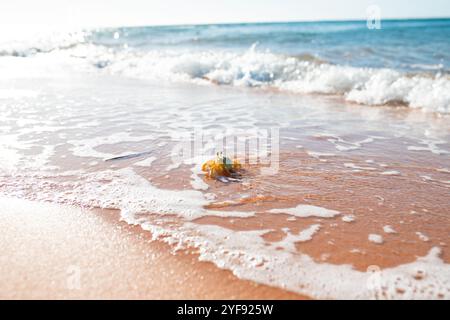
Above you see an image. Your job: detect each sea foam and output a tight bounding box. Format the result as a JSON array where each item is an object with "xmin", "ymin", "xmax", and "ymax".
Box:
[
  {"xmin": 2, "ymin": 37, "xmax": 449, "ymax": 113},
  {"xmin": 99, "ymin": 45, "xmax": 450, "ymax": 113}
]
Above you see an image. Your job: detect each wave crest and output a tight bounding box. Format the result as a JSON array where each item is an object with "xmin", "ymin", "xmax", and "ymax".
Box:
[
  {"xmin": 101, "ymin": 45, "xmax": 450, "ymax": 113},
  {"xmin": 1, "ymin": 38, "xmax": 449, "ymax": 113}
]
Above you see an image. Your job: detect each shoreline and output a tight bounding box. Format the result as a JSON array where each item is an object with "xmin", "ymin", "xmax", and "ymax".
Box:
[
  {"xmin": 0, "ymin": 196, "xmax": 306, "ymax": 299},
  {"xmin": 0, "ymin": 71, "xmax": 448, "ymax": 300}
]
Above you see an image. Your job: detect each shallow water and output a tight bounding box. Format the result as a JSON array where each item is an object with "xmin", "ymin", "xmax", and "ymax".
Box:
[{"xmin": 1, "ymin": 51, "xmax": 449, "ymax": 298}]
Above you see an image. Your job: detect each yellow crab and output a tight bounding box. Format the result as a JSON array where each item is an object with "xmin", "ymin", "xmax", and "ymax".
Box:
[{"xmin": 202, "ymin": 152, "xmax": 242, "ymax": 180}]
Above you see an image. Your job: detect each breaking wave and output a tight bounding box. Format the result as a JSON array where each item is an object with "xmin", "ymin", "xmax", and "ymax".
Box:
[
  {"xmin": 1, "ymin": 32, "xmax": 449, "ymax": 113},
  {"xmin": 92, "ymin": 44, "xmax": 450, "ymax": 113}
]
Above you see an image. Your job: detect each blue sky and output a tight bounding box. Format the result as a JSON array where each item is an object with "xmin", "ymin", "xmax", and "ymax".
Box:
[{"xmin": 1, "ymin": 0, "xmax": 450, "ymax": 28}]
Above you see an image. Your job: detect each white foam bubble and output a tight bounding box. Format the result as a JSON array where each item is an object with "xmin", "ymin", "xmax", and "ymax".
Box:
[
  {"xmin": 342, "ymin": 215, "xmax": 356, "ymax": 223},
  {"xmin": 416, "ymin": 232, "xmax": 430, "ymax": 242},
  {"xmin": 275, "ymin": 224, "xmax": 322, "ymax": 251},
  {"xmin": 269, "ymin": 204, "xmax": 340, "ymax": 218},
  {"xmin": 383, "ymin": 225, "xmax": 397, "ymax": 234},
  {"xmin": 344, "ymin": 163, "xmax": 377, "ymax": 171},
  {"xmin": 306, "ymin": 151, "xmax": 336, "ymax": 158},
  {"xmin": 368, "ymin": 234, "xmax": 384, "ymax": 244},
  {"xmin": 295, "ymin": 224, "xmax": 321, "ymax": 242},
  {"xmin": 66, "ymin": 168, "xmax": 253, "ymax": 221},
  {"xmin": 380, "ymin": 170, "xmax": 401, "ymax": 176},
  {"xmin": 189, "ymin": 164, "xmax": 209, "ymax": 191},
  {"xmin": 407, "ymin": 139, "xmax": 449, "ymax": 155},
  {"xmin": 421, "ymin": 175, "xmax": 450, "ymax": 186}
]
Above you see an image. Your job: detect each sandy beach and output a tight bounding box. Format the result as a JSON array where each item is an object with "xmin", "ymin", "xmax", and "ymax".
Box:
[
  {"xmin": 0, "ymin": 196, "xmax": 304, "ymax": 299},
  {"xmin": 0, "ymin": 73, "xmax": 449, "ymax": 299},
  {"xmin": 1, "ymin": 17, "xmax": 449, "ymax": 300}
]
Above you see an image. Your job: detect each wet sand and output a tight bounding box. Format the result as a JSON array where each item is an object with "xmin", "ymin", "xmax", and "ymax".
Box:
[
  {"xmin": 0, "ymin": 74, "xmax": 449, "ymax": 299},
  {"xmin": 0, "ymin": 196, "xmax": 305, "ymax": 299},
  {"xmin": 192, "ymin": 150, "xmax": 450, "ymax": 271}
]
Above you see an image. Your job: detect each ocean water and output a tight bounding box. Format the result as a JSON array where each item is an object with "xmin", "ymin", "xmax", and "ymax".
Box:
[
  {"xmin": 1, "ymin": 20, "xmax": 450, "ymax": 299},
  {"xmin": 1, "ymin": 19, "xmax": 450, "ymax": 112}
]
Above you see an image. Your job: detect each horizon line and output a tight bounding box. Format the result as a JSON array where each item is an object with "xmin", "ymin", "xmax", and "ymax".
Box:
[
  {"xmin": 5, "ymin": 15, "xmax": 448, "ymax": 30},
  {"xmin": 86, "ymin": 16, "xmax": 450, "ymax": 30}
]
